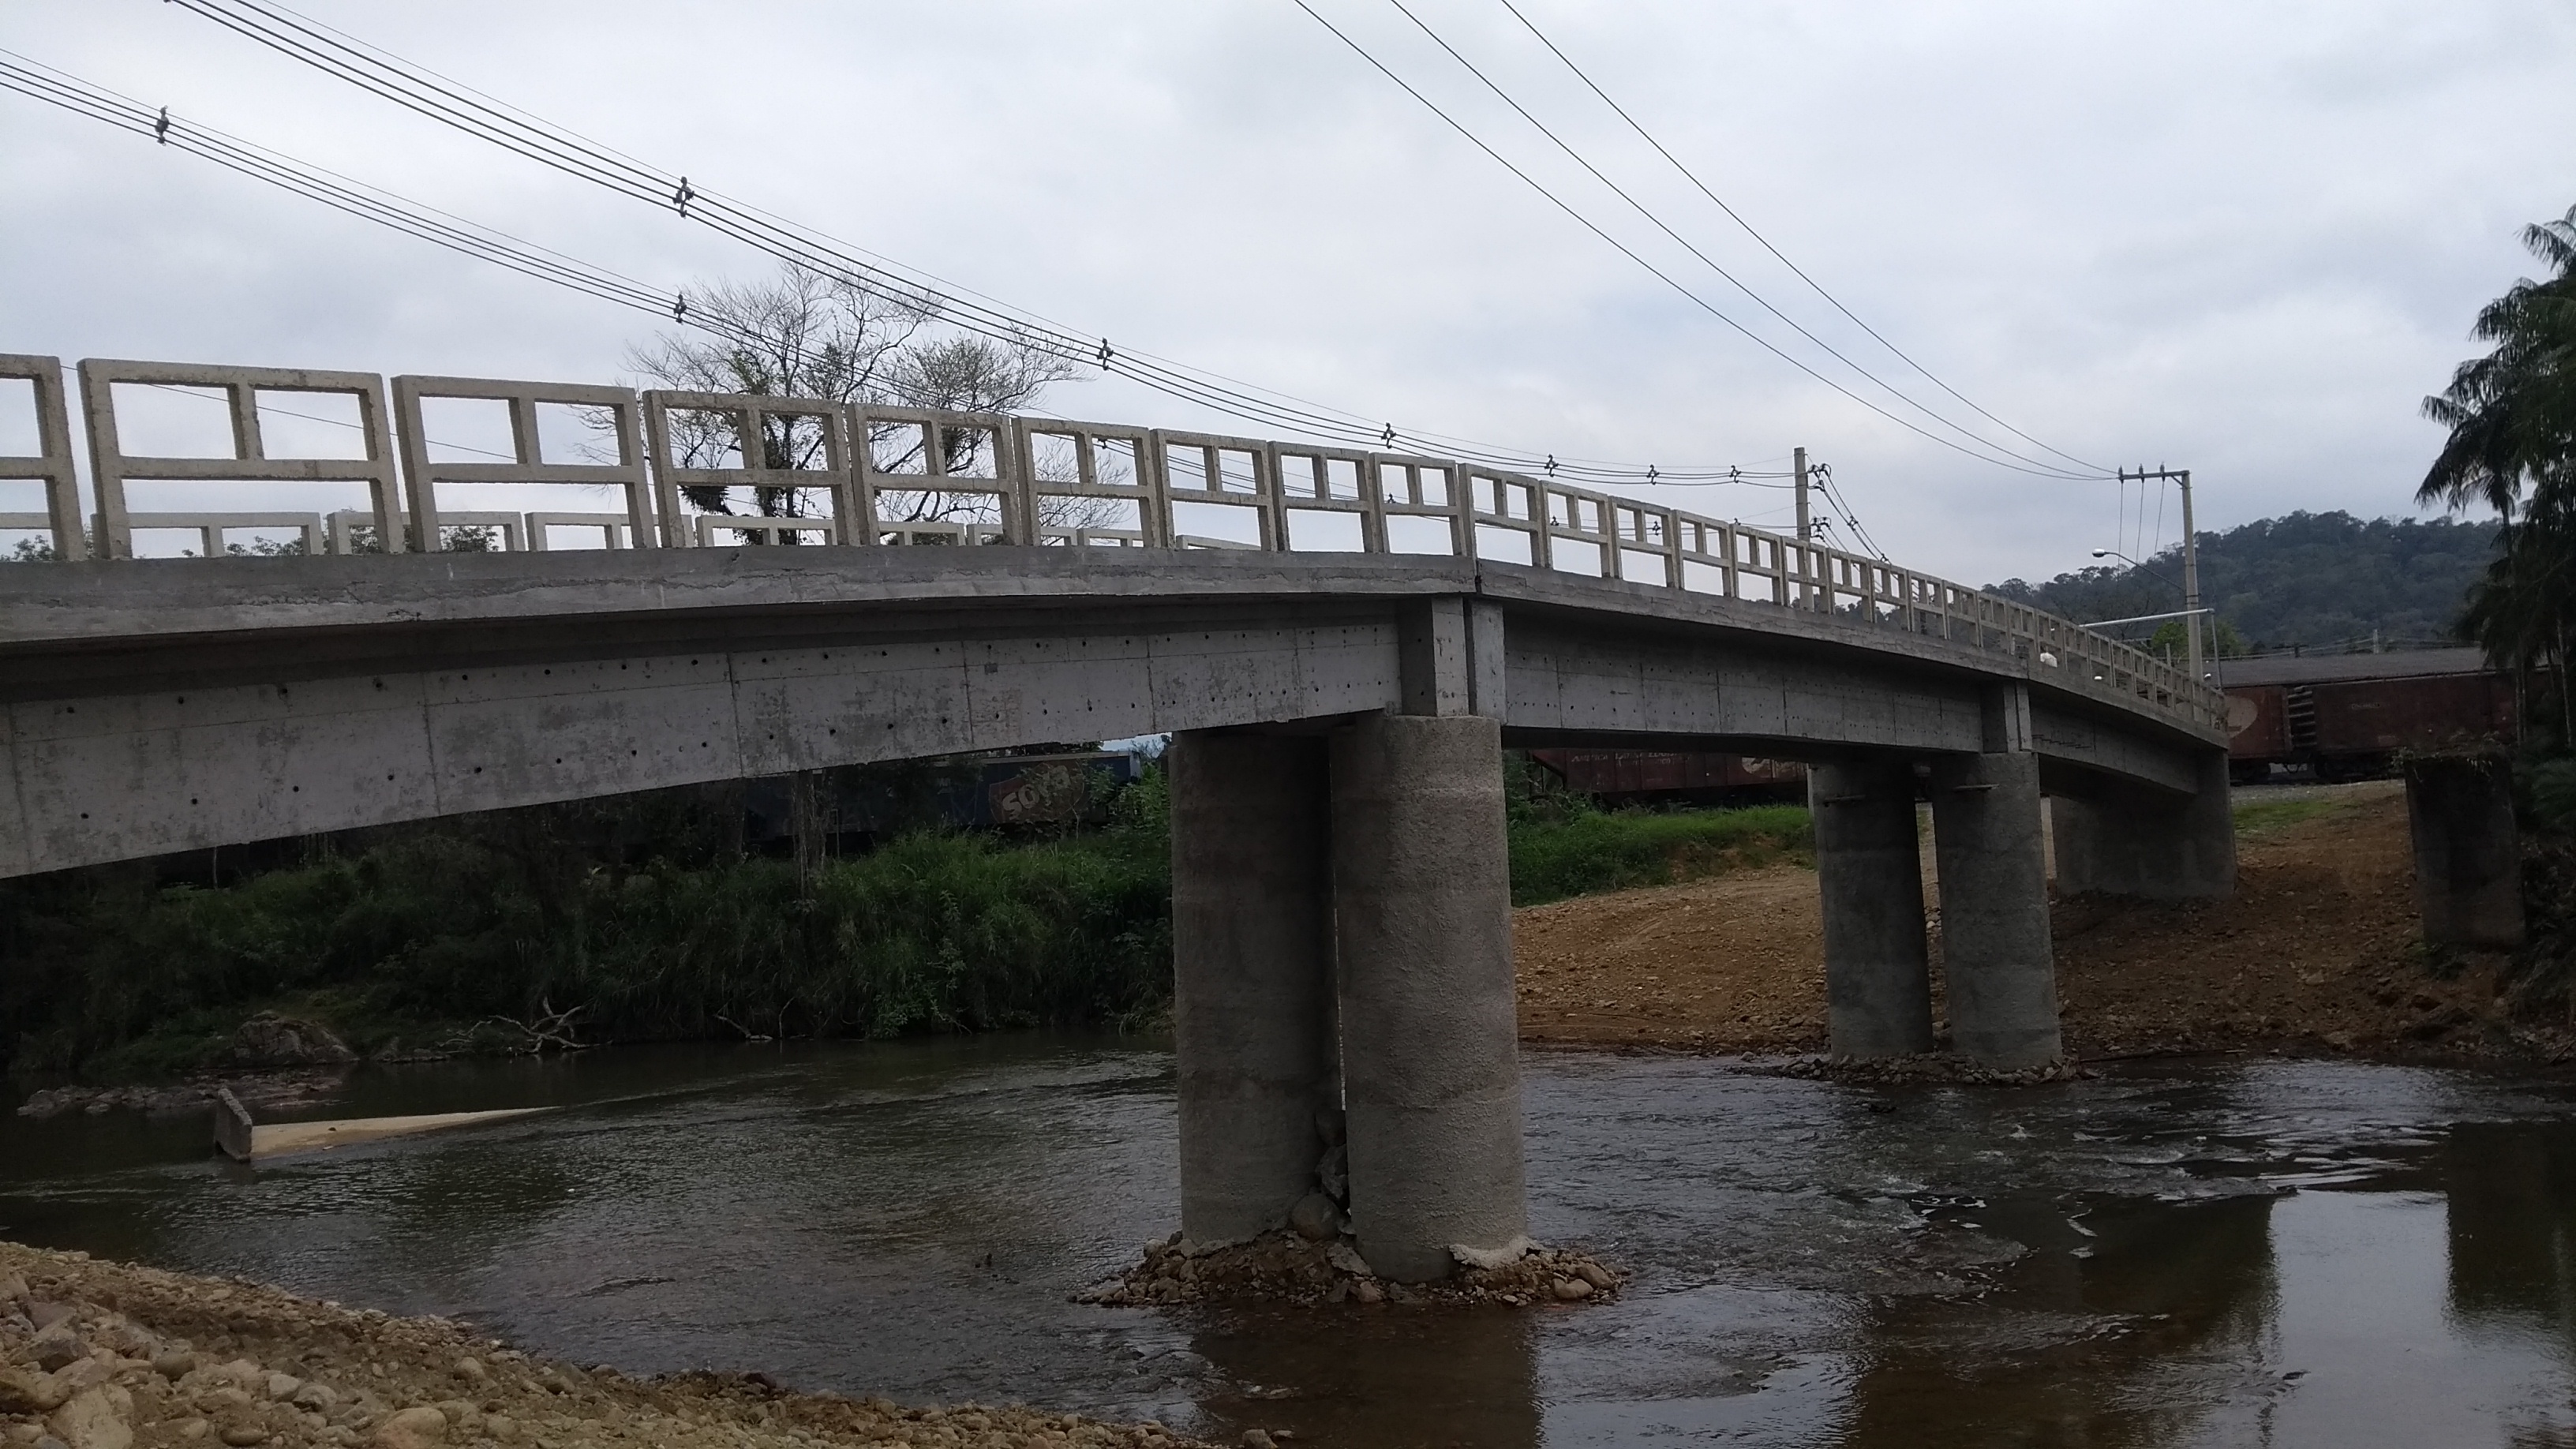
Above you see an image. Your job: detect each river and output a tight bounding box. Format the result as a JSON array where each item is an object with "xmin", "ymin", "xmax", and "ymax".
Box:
[{"xmin": 7, "ymin": 1037, "xmax": 2576, "ymax": 1447}]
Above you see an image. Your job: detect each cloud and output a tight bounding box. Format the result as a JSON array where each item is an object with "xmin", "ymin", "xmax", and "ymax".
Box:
[{"xmin": 5, "ymin": 0, "xmax": 2571, "ymax": 581}]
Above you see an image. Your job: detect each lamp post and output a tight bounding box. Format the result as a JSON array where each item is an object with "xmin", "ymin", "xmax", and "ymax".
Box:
[{"xmin": 2116, "ymin": 467, "xmax": 2200, "ymax": 679}]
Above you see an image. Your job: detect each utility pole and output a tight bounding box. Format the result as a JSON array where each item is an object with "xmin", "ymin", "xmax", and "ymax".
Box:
[
  {"xmin": 2119, "ymin": 465, "xmax": 2200, "ymax": 680},
  {"xmin": 1793, "ymin": 446, "xmax": 1811, "ymax": 608}
]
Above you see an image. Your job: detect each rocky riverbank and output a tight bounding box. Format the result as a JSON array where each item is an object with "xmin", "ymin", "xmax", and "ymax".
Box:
[
  {"xmin": 1079, "ymin": 1231, "xmax": 1622, "ymax": 1310},
  {"xmin": 0, "ymin": 1243, "xmax": 1210, "ymax": 1449}
]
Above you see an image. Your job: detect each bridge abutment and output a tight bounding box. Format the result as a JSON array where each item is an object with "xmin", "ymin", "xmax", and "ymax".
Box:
[
  {"xmin": 1930, "ymin": 751, "xmax": 2063, "ymax": 1070},
  {"xmin": 1810, "ymin": 759, "xmax": 1936, "ymax": 1059},
  {"xmin": 1331, "ymin": 712, "xmax": 1529, "ymax": 1282},
  {"xmin": 2052, "ymin": 751, "xmax": 2237, "ymax": 900},
  {"xmin": 1170, "ymin": 731, "xmax": 1341, "ymax": 1245}
]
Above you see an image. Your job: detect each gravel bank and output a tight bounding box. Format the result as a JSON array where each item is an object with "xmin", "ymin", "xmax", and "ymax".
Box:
[{"xmin": 0, "ymin": 1242, "xmax": 1209, "ymax": 1449}]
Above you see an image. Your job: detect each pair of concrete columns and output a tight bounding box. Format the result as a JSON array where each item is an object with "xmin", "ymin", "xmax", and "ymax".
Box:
[
  {"xmin": 1810, "ymin": 753, "xmax": 2060, "ymax": 1068},
  {"xmin": 1812, "ymin": 746, "xmax": 2237, "ymax": 1069},
  {"xmin": 1169, "ymin": 713, "xmax": 1525, "ymax": 1283}
]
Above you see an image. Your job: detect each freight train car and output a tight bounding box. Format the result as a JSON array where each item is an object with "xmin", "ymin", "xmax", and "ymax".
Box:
[
  {"xmin": 1522, "ymin": 749, "xmax": 1807, "ymax": 806},
  {"xmin": 2222, "ymin": 647, "xmax": 2516, "ymax": 783}
]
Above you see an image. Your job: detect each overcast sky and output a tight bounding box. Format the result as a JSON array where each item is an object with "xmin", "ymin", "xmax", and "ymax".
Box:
[{"xmin": 6, "ymin": 1, "xmax": 2573, "ymax": 583}]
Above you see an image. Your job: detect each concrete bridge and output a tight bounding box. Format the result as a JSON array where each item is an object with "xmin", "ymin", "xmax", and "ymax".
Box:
[{"xmin": 0, "ymin": 353, "xmax": 2234, "ymax": 1281}]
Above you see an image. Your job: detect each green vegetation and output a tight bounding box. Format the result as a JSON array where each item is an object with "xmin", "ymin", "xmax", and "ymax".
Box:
[
  {"xmin": 0, "ymin": 773, "xmax": 1174, "ymax": 1078},
  {"xmin": 1, "ymin": 758, "xmax": 1821, "ymax": 1079},
  {"xmin": 1507, "ymin": 805, "xmax": 1813, "ymax": 907},
  {"xmin": 2230, "ymin": 796, "xmax": 2345, "ymax": 839},
  {"xmin": 1989, "ymin": 511, "xmax": 2498, "ymax": 654}
]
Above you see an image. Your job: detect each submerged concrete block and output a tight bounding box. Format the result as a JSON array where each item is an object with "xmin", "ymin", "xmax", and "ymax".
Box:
[
  {"xmin": 1170, "ymin": 731, "xmax": 1339, "ymax": 1243},
  {"xmin": 1331, "ymin": 712, "xmax": 1527, "ymax": 1282},
  {"xmin": 1930, "ymin": 751, "xmax": 2061, "ymax": 1069},
  {"xmin": 2404, "ymin": 753, "xmax": 2524, "ymax": 949},
  {"xmin": 1811, "ymin": 758, "xmax": 1934, "ymax": 1059}
]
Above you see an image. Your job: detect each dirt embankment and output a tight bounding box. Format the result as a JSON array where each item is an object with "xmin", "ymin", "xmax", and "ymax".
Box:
[
  {"xmin": 1515, "ymin": 781, "xmax": 2530, "ymax": 1061},
  {"xmin": 0, "ymin": 1243, "xmax": 1209, "ymax": 1449}
]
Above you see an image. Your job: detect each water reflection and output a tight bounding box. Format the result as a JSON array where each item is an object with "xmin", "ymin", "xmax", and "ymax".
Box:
[{"xmin": 13, "ymin": 1046, "xmax": 2576, "ymax": 1446}]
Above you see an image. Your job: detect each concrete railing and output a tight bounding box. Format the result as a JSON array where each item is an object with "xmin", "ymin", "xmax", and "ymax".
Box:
[{"xmin": 0, "ymin": 352, "xmax": 2221, "ymax": 728}]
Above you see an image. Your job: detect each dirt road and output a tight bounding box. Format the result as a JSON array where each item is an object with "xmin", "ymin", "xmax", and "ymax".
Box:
[{"xmin": 1515, "ymin": 781, "xmax": 2523, "ymax": 1059}]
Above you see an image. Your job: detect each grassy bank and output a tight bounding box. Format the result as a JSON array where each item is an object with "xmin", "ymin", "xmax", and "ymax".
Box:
[
  {"xmin": 0, "ymin": 765, "xmax": 1821, "ymax": 1079},
  {"xmin": 0, "ymin": 777, "xmax": 1174, "ymax": 1078}
]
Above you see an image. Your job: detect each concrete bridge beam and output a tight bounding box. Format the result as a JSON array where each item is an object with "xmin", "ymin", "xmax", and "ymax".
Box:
[
  {"xmin": 2052, "ymin": 750, "xmax": 2237, "ymax": 900},
  {"xmin": 1809, "ymin": 758, "xmax": 1935, "ymax": 1060},
  {"xmin": 1331, "ymin": 711, "xmax": 1529, "ymax": 1282},
  {"xmin": 1929, "ymin": 751, "xmax": 2063, "ymax": 1070},
  {"xmin": 1170, "ymin": 731, "xmax": 1341, "ymax": 1244}
]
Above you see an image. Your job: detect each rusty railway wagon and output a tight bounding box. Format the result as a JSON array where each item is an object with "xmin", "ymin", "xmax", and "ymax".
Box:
[
  {"xmin": 1523, "ymin": 748, "xmax": 1808, "ymax": 806},
  {"xmin": 2222, "ymin": 647, "xmax": 2517, "ymax": 784}
]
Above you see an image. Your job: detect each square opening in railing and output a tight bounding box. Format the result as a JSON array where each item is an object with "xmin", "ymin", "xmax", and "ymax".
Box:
[
  {"xmin": 872, "ymin": 486, "xmax": 1006, "ymax": 537},
  {"xmin": 662, "ymin": 407, "xmax": 747, "ymax": 470},
  {"xmin": 1284, "ymin": 508, "xmax": 1364, "ymax": 553},
  {"xmin": 1161, "ymin": 445, "xmax": 1207, "ymax": 494},
  {"xmin": 1384, "ymin": 514, "xmax": 1457, "ymax": 558},
  {"xmin": 699, "ymin": 518, "xmax": 839, "ymax": 549},
  {"xmin": 106, "ymin": 383, "xmax": 235, "ymax": 459},
  {"xmin": 684, "ymin": 482, "xmax": 841, "ymax": 526},
  {"xmin": 1682, "ymin": 560, "xmax": 1731, "ymax": 597},
  {"xmin": 1480, "ymin": 476, "xmax": 1534, "ymax": 522},
  {"xmin": 532, "ymin": 401, "xmax": 619, "ymax": 467},
  {"xmin": 416, "ymin": 396, "xmax": 518, "ymax": 466},
  {"xmin": 435, "ymin": 479, "xmax": 627, "ymax": 519},
  {"xmin": 2, "ymin": 524, "xmax": 55, "ymax": 563},
  {"xmin": 529, "ymin": 517, "xmax": 636, "ymax": 551},
  {"xmin": 1380, "ymin": 462, "xmax": 1447, "ymax": 507},
  {"xmin": 0, "ymin": 377, "xmax": 44, "ymax": 458},
  {"xmin": 1619, "ymin": 549, "xmax": 1674, "ymax": 586},
  {"xmin": 1551, "ymin": 545, "xmax": 1604, "ymax": 578},
  {"xmin": 1212, "ymin": 448, "xmax": 1261, "ymax": 496},
  {"xmin": 1091, "ymin": 436, "xmax": 1142, "ymax": 489},
  {"xmin": 1026, "ymin": 430, "xmax": 1088, "ymax": 489},
  {"xmin": 1473, "ymin": 524, "xmax": 1532, "ymax": 566},
  {"xmin": 249, "ymin": 389, "xmax": 369, "ymax": 459},
  {"xmin": 1170, "ymin": 497, "xmax": 1264, "ymax": 549},
  {"xmin": 865, "ymin": 421, "xmax": 934, "ymax": 476},
  {"xmin": 929, "ymin": 422, "xmax": 1005, "ymax": 481},
  {"xmin": 1037, "ymin": 493, "xmax": 1142, "ymax": 545}
]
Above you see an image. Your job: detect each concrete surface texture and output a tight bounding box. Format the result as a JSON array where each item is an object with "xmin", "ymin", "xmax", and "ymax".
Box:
[
  {"xmin": 1329, "ymin": 713, "xmax": 1528, "ymax": 1282},
  {"xmin": 1929, "ymin": 750, "xmax": 2065, "ymax": 1069},
  {"xmin": 1170, "ymin": 731, "xmax": 1339, "ymax": 1244},
  {"xmin": 1809, "ymin": 758, "xmax": 1936, "ymax": 1059},
  {"xmin": 2402, "ymin": 753, "xmax": 2525, "ymax": 949}
]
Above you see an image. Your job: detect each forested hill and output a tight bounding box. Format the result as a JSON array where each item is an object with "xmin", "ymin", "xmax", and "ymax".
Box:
[{"xmin": 1989, "ymin": 511, "xmax": 2498, "ymax": 652}]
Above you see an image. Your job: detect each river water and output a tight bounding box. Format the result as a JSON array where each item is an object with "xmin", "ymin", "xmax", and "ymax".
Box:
[{"xmin": 9, "ymin": 1038, "xmax": 2576, "ymax": 1447}]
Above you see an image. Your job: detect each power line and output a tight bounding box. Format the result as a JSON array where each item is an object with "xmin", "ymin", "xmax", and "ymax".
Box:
[
  {"xmin": 1289, "ymin": 1, "xmax": 2103, "ymax": 483},
  {"xmin": 150, "ymin": 0, "xmax": 1792, "ymax": 487},
  {"xmin": 1492, "ymin": 0, "xmax": 2113, "ymax": 479},
  {"xmin": 1374, "ymin": 0, "xmax": 2100, "ymax": 482}
]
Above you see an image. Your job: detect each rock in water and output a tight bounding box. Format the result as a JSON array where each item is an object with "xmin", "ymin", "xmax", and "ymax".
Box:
[
  {"xmin": 1286, "ymin": 1193, "xmax": 1345, "ymax": 1242},
  {"xmin": 230, "ymin": 1013, "xmax": 356, "ymax": 1068}
]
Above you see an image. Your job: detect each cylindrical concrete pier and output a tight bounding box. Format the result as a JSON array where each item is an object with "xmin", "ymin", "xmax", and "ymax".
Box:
[
  {"xmin": 2403, "ymin": 752, "xmax": 2525, "ymax": 949},
  {"xmin": 1170, "ymin": 730, "xmax": 1339, "ymax": 1245},
  {"xmin": 1928, "ymin": 751, "xmax": 2061, "ymax": 1069},
  {"xmin": 1331, "ymin": 712, "xmax": 1528, "ymax": 1282},
  {"xmin": 1810, "ymin": 759, "xmax": 1934, "ymax": 1059}
]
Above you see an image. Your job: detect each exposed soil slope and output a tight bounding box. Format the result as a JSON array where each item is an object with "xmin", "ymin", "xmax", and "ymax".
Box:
[{"xmin": 1515, "ymin": 782, "xmax": 2521, "ymax": 1059}]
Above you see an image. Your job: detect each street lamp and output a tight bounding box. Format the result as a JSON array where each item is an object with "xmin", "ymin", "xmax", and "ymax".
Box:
[{"xmin": 2086, "ymin": 549, "xmax": 2213, "ymax": 676}]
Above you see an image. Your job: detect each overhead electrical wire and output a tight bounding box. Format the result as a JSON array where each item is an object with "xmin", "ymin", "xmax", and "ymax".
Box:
[
  {"xmin": 1492, "ymin": 0, "xmax": 2114, "ymax": 479},
  {"xmin": 1289, "ymin": 1, "xmax": 2097, "ymax": 485},
  {"xmin": 150, "ymin": 0, "xmax": 1793, "ymax": 486},
  {"xmin": 1373, "ymin": 0, "xmax": 2099, "ymax": 483}
]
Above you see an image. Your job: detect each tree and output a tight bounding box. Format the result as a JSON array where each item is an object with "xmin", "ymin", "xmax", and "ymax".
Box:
[
  {"xmin": 2421, "ymin": 204, "xmax": 2576, "ymax": 744},
  {"xmin": 624, "ymin": 263, "xmax": 1084, "ymax": 539}
]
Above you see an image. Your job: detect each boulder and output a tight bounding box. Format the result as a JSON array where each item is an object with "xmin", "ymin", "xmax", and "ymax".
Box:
[
  {"xmin": 371, "ymin": 1406, "xmax": 448, "ymax": 1449},
  {"xmin": 1286, "ymin": 1193, "xmax": 1344, "ymax": 1242},
  {"xmin": 0, "ymin": 1365, "xmax": 70, "ymax": 1414},
  {"xmin": 230, "ymin": 1013, "xmax": 356, "ymax": 1067},
  {"xmin": 31, "ymin": 1324, "xmax": 86, "ymax": 1372},
  {"xmin": 48, "ymin": 1385, "xmax": 133, "ymax": 1449}
]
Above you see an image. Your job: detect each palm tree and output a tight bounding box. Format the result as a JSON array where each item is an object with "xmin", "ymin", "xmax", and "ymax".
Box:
[{"xmin": 2422, "ymin": 204, "xmax": 2576, "ymax": 743}]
